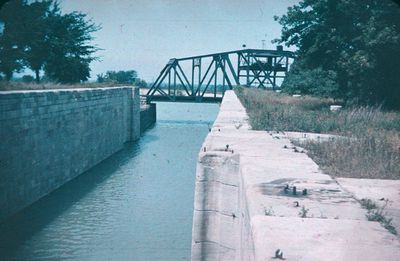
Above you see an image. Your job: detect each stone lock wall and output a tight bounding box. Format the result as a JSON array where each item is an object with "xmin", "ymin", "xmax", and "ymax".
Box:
[
  {"xmin": 0, "ymin": 87, "xmax": 141, "ymax": 221},
  {"xmin": 140, "ymin": 103, "xmax": 156, "ymax": 134}
]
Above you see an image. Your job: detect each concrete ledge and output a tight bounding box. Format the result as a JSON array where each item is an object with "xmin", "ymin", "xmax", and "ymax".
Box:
[
  {"xmin": 191, "ymin": 90, "xmax": 400, "ymax": 260},
  {"xmin": 252, "ymin": 216, "xmax": 400, "ymax": 260}
]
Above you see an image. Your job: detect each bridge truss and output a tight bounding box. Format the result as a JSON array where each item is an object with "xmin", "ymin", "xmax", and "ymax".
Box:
[{"xmin": 146, "ymin": 47, "xmax": 294, "ymax": 102}]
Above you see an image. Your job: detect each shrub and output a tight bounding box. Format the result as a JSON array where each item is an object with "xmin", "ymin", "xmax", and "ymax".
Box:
[
  {"xmin": 97, "ymin": 70, "xmax": 137, "ymax": 84},
  {"xmin": 21, "ymin": 75, "xmax": 35, "ymax": 83}
]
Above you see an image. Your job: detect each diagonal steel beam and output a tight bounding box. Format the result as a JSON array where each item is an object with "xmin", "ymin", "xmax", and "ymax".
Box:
[
  {"xmin": 147, "ymin": 62, "xmax": 172, "ymax": 96},
  {"xmin": 176, "ymin": 62, "xmax": 193, "ymax": 95},
  {"xmin": 173, "ymin": 66, "xmax": 191, "ymax": 96},
  {"xmin": 195, "ymin": 59, "xmax": 215, "ymax": 96},
  {"xmin": 216, "ymin": 58, "xmax": 233, "ymax": 90},
  {"xmin": 224, "ymin": 56, "xmax": 239, "ymax": 85}
]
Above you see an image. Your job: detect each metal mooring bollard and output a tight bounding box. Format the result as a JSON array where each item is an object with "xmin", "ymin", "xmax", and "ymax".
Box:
[
  {"xmin": 284, "ymin": 184, "xmax": 289, "ymax": 194},
  {"xmin": 275, "ymin": 249, "xmax": 284, "ymax": 259}
]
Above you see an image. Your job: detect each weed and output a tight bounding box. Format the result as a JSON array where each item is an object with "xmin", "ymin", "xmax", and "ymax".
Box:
[
  {"xmin": 298, "ymin": 206, "xmax": 310, "ymax": 218},
  {"xmin": 360, "ymin": 198, "xmax": 397, "ymax": 235},
  {"xmin": 264, "ymin": 207, "xmax": 275, "ymax": 216},
  {"xmin": 360, "ymin": 198, "xmax": 378, "ymax": 210},
  {"xmin": 319, "ymin": 212, "xmax": 328, "ymax": 219}
]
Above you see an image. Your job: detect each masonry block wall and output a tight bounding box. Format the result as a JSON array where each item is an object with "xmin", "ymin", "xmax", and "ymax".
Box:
[
  {"xmin": 140, "ymin": 103, "xmax": 156, "ymax": 134},
  {"xmin": 0, "ymin": 87, "xmax": 141, "ymax": 221}
]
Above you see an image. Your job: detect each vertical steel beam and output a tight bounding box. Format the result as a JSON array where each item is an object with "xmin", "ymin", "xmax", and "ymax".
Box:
[
  {"xmin": 237, "ymin": 53, "xmax": 240, "ymax": 85},
  {"xmin": 191, "ymin": 59, "xmax": 195, "ymax": 95},
  {"xmin": 286, "ymin": 56, "xmax": 289, "ymax": 71},
  {"xmin": 214, "ymin": 56, "xmax": 218, "ymax": 98},
  {"xmin": 168, "ymin": 70, "xmax": 171, "ymax": 95},
  {"xmin": 222, "ymin": 59, "xmax": 226, "ymax": 93},
  {"xmin": 173, "ymin": 66, "xmax": 176, "ymax": 100},
  {"xmin": 198, "ymin": 58, "xmax": 201, "ymax": 97},
  {"xmin": 273, "ymin": 57, "xmax": 277, "ymax": 90},
  {"xmin": 246, "ymin": 52, "xmax": 250, "ymax": 86}
]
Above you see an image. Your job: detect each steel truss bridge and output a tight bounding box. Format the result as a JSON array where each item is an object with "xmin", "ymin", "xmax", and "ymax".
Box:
[{"xmin": 145, "ymin": 46, "xmax": 294, "ymax": 103}]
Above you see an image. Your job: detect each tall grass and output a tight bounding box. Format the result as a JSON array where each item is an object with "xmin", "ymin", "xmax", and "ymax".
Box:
[{"xmin": 236, "ymin": 87, "xmax": 400, "ymax": 180}]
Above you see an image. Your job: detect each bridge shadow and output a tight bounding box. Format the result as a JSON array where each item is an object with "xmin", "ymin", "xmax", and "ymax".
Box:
[{"xmin": 0, "ymin": 141, "xmax": 141, "ymax": 257}]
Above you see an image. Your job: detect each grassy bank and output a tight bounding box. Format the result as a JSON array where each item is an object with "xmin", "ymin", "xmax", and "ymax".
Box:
[
  {"xmin": 235, "ymin": 87, "xmax": 400, "ymax": 180},
  {"xmin": 0, "ymin": 81, "xmax": 128, "ymax": 91}
]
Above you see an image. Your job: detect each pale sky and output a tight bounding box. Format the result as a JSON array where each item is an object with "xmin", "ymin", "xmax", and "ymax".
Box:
[{"xmin": 59, "ymin": 0, "xmax": 300, "ymax": 82}]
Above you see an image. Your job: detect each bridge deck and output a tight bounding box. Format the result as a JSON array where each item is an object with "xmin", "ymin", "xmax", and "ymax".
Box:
[{"xmin": 142, "ymin": 95, "xmax": 222, "ymax": 103}]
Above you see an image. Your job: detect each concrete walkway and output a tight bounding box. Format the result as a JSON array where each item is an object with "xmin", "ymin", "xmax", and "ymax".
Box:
[{"xmin": 191, "ymin": 91, "xmax": 400, "ymax": 260}]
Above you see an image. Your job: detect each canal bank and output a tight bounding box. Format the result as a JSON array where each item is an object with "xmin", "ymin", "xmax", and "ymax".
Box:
[
  {"xmin": 0, "ymin": 87, "xmax": 155, "ymax": 221},
  {"xmin": 191, "ymin": 91, "xmax": 400, "ymax": 260},
  {"xmin": 0, "ymin": 102, "xmax": 218, "ymax": 260}
]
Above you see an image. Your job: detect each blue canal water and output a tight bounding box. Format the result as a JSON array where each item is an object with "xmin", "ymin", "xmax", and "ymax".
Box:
[{"xmin": 0, "ymin": 102, "xmax": 219, "ymax": 260}]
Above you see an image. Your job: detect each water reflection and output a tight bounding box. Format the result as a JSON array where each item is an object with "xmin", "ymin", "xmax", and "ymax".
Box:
[{"xmin": 0, "ymin": 142, "xmax": 141, "ymax": 258}]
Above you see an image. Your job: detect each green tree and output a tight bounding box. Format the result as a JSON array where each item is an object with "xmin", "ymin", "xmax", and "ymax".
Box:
[
  {"xmin": 275, "ymin": 0, "xmax": 400, "ymax": 108},
  {"xmin": 0, "ymin": 35, "xmax": 23, "ymax": 81},
  {"xmin": 281, "ymin": 60, "xmax": 339, "ymax": 98},
  {"xmin": 96, "ymin": 73, "xmax": 106, "ymax": 83},
  {"xmin": 21, "ymin": 74, "xmax": 34, "ymax": 83},
  {"xmin": 19, "ymin": 0, "xmax": 52, "ymax": 83},
  {"xmin": 44, "ymin": 6, "xmax": 100, "ymax": 83},
  {"xmin": 0, "ymin": 0, "xmax": 25, "ymax": 80},
  {"xmin": 0, "ymin": 0, "xmax": 100, "ymax": 84},
  {"xmin": 134, "ymin": 78, "xmax": 147, "ymax": 87}
]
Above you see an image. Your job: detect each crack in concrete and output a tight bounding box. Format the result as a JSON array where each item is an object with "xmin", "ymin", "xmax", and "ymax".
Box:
[
  {"xmin": 196, "ymin": 179, "xmax": 238, "ymax": 187},
  {"xmin": 194, "ymin": 208, "xmax": 237, "ymax": 218},
  {"xmin": 193, "ymin": 240, "xmax": 236, "ymax": 251}
]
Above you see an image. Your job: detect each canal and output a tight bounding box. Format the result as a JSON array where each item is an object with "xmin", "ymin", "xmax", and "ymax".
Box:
[{"xmin": 0, "ymin": 102, "xmax": 219, "ymax": 260}]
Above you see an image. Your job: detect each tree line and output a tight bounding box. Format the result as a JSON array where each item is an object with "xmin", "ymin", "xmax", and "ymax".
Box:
[
  {"xmin": 0, "ymin": 0, "xmax": 99, "ymax": 83},
  {"xmin": 96, "ymin": 70, "xmax": 148, "ymax": 87},
  {"xmin": 275, "ymin": 0, "xmax": 400, "ymax": 109}
]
